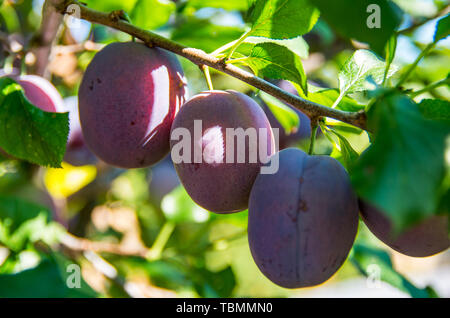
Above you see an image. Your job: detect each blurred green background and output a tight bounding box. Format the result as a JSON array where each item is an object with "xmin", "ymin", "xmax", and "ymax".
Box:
[{"xmin": 0, "ymin": 0, "xmax": 449, "ymax": 298}]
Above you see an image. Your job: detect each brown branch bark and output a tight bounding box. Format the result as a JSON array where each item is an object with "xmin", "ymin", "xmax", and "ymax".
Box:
[
  {"xmin": 31, "ymin": 0, "xmax": 65, "ymax": 77},
  {"xmin": 47, "ymin": 0, "xmax": 367, "ymax": 130},
  {"xmin": 60, "ymin": 233, "xmax": 150, "ymax": 258}
]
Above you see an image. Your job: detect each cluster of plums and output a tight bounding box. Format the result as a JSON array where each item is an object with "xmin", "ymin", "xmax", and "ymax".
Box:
[{"xmin": 7, "ymin": 42, "xmax": 449, "ymax": 289}]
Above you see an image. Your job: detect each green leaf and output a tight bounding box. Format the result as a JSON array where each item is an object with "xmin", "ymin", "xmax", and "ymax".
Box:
[
  {"xmin": 434, "ymin": 13, "xmax": 450, "ymax": 42},
  {"xmin": 309, "ymin": 0, "xmax": 402, "ymax": 56},
  {"xmin": 210, "ymin": 209, "xmax": 249, "ymax": 228},
  {"xmin": 438, "ymin": 188, "xmax": 450, "ymax": 216},
  {"xmin": 248, "ymin": 0, "xmax": 320, "ymax": 39},
  {"xmin": 233, "ymin": 36, "xmax": 309, "ymax": 59},
  {"xmin": 81, "ymin": 0, "xmax": 138, "ymax": 12},
  {"xmin": 350, "ymin": 244, "xmax": 438, "ymax": 298},
  {"xmin": 328, "ymin": 128, "xmax": 360, "ymax": 170},
  {"xmin": 52, "ymin": 252, "xmax": 98, "ymax": 297},
  {"xmin": 171, "ymin": 18, "xmax": 244, "ymax": 53},
  {"xmin": 243, "ymin": 42, "xmax": 307, "ymax": 94},
  {"xmin": 384, "ymin": 35, "xmax": 397, "ymax": 67},
  {"xmin": 307, "ymin": 89, "xmax": 365, "ymax": 112},
  {"xmin": 0, "ymin": 257, "xmax": 96, "ymax": 298},
  {"xmin": 351, "ymin": 92, "xmax": 449, "ymax": 231},
  {"xmin": 0, "ymin": 160, "xmax": 29, "ymax": 195},
  {"xmin": 187, "ymin": 0, "xmax": 250, "ymax": 11},
  {"xmin": 131, "ymin": 0, "xmax": 175, "ymax": 30},
  {"xmin": 0, "ymin": 78, "xmax": 69, "ymax": 168},
  {"xmin": 418, "ymin": 99, "xmax": 450, "ymax": 122},
  {"xmin": 339, "ymin": 49, "xmax": 398, "ymax": 96},
  {"xmin": 161, "ymin": 186, "xmax": 210, "ymax": 223},
  {"xmin": 114, "ymin": 257, "xmax": 191, "ymax": 291},
  {"xmin": 0, "ymin": 196, "xmax": 51, "ymax": 235},
  {"xmin": 383, "ymin": 35, "xmax": 397, "ymax": 83},
  {"xmin": 0, "ymin": 2, "xmax": 20, "ymax": 32},
  {"xmin": 193, "ymin": 266, "xmax": 236, "ymax": 298},
  {"xmin": 0, "ymin": 196, "xmax": 64, "ymax": 251},
  {"xmin": 259, "ymin": 91, "xmax": 300, "ymax": 135}
]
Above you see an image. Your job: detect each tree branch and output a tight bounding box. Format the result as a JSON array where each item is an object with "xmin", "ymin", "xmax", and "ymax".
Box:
[
  {"xmin": 397, "ymin": 5, "xmax": 450, "ymax": 35},
  {"xmin": 31, "ymin": 0, "xmax": 65, "ymax": 77},
  {"xmin": 48, "ymin": 0, "xmax": 367, "ymax": 130},
  {"xmin": 60, "ymin": 233, "xmax": 150, "ymax": 258}
]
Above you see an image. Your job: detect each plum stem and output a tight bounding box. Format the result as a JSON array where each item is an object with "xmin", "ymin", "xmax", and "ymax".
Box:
[
  {"xmin": 308, "ymin": 119, "xmax": 319, "ymax": 155},
  {"xmin": 46, "ymin": 0, "xmax": 368, "ymax": 131},
  {"xmin": 201, "ymin": 65, "xmax": 214, "ymax": 91}
]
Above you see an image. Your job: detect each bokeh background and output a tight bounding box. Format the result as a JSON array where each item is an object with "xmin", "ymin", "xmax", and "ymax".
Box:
[{"xmin": 0, "ymin": 0, "xmax": 449, "ymax": 298}]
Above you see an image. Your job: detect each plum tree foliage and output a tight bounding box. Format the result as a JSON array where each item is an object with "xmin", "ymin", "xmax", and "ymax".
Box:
[
  {"xmin": 0, "ymin": 0, "xmax": 449, "ymax": 298},
  {"xmin": 0, "ymin": 75, "xmax": 94, "ymax": 166}
]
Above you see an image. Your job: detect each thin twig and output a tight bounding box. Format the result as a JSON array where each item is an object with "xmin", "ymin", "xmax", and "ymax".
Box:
[
  {"xmin": 410, "ymin": 77, "xmax": 450, "ymax": 98},
  {"xmin": 60, "ymin": 233, "xmax": 150, "ymax": 257},
  {"xmin": 31, "ymin": 0, "xmax": 65, "ymax": 77},
  {"xmin": 397, "ymin": 5, "xmax": 450, "ymax": 35},
  {"xmin": 396, "ymin": 41, "xmax": 436, "ymax": 88},
  {"xmin": 201, "ymin": 65, "xmax": 214, "ymax": 91}
]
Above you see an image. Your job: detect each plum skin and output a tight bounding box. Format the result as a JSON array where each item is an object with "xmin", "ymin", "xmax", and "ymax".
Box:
[
  {"xmin": 359, "ymin": 201, "xmax": 449, "ymax": 257},
  {"xmin": 248, "ymin": 148, "xmax": 359, "ymax": 288},
  {"xmin": 170, "ymin": 90, "xmax": 276, "ymax": 213},
  {"xmin": 17, "ymin": 75, "xmax": 64, "ymax": 113},
  {"xmin": 79, "ymin": 42, "xmax": 188, "ymax": 168}
]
